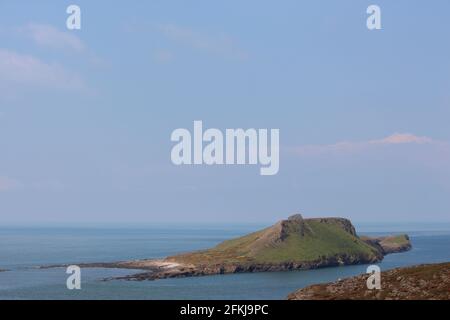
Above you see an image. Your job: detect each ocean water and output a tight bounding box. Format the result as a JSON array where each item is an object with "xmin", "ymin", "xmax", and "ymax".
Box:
[{"xmin": 0, "ymin": 224, "xmax": 450, "ymax": 300}]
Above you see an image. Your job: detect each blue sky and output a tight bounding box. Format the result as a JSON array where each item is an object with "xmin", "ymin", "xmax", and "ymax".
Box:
[{"xmin": 1, "ymin": 1, "xmax": 450, "ymax": 225}]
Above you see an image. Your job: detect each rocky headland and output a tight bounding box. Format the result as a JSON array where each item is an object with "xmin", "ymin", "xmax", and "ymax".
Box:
[{"xmin": 42, "ymin": 214, "xmax": 412, "ymax": 281}]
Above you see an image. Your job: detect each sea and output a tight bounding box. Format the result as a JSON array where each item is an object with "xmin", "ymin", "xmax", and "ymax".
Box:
[{"xmin": 1, "ymin": 223, "xmax": 450, "ymax": 300}]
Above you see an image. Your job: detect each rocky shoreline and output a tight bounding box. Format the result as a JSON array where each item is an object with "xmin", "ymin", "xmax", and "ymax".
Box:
[
  {"xmin": 40, "ymin": 253, "xmax": 382, "ymax": 281},
  {"xmin": 102, "ymin": 253, "xmax": 382, "ymax": 281},
  {"xmin": 40, "ymin": 243, "xmax": 409, "ymax": 281}
]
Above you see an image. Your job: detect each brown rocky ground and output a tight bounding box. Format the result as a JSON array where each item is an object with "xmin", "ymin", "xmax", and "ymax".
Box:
[{"xmin": 287, "ymin": 262, "xmax": 450, "ymax": 300}]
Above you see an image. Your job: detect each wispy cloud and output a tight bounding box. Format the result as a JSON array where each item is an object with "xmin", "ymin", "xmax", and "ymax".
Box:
[
  {"xmin": 158, "ymin": 23, "xmax": 248, "ymax": 60},
  {"xmin": 18, "ymin": 23, "xmax": 85, "ymax": 53},
  {"xmin": 369, "ymin": 133, "xmax": 433, "ymax": 145},
  {"xmin": 0, "ymin": 176, "xmax": 22, "ymax": 192},
  {"xmin": 29, "ymin": 179, "xmax": 65, "ymax": 191},
  {"xmin": 291, "ymin": 133, "xmax": 440, "ymax": 156},
  {"xmin": 0, "ymin": 48, "xmax": 84, "ymax": 92},
  {"xmin": 153, "ymin": 49, "xmax": 174, "ymax": 63},
  {"xmin": 0, "ymin": 176, "xmax": 64, "ymax": 192}
]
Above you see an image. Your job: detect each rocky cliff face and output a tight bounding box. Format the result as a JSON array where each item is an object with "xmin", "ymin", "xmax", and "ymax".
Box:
[
  {"xmin": 247, "ymin": 214, "xmax": 312, "ymax": 254},
  {"xmin": 287, "ymin": 262, "xmax": 450, "ymax": 300},
  {"xmin": 307, "ymin": 217, "xmax": 357, "ymax": 236}
]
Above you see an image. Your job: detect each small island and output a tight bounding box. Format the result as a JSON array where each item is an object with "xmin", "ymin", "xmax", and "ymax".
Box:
[
  {"xmin": 58, "ymin": 214, "xmax": 411, "ymax": 281},
  {"xmin": 287, "ymin": 262, "xmax": 450, "ymax": 300}
]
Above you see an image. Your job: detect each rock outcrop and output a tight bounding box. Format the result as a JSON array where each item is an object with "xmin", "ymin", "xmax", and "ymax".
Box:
[{"xmin": 361, "ymin": 234, "xmax": 412, "ymax": 254}]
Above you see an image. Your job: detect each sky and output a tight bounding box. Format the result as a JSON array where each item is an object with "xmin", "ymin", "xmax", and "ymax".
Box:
[{"xmin": 1, "ymin": 0, "xmax": 450, "ymax": 225}]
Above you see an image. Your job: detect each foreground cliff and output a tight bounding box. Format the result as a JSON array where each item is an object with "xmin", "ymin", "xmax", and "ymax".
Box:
[
  {"xmin": 89, "ymin": 214, "xmax": 411, "ymax": 281},
  {"xmin": 288, "ymin": 262, "xmax": 450, "ymax": 300}
]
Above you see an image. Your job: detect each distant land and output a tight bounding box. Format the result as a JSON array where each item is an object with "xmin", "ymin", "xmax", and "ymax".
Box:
[
  {"xmin": 288, "ymin": 262, "xmax": 450, "ymax": 300},
  {"xmin": 45, "ymin": 214, "xmax": 412, "ymax": 281}
]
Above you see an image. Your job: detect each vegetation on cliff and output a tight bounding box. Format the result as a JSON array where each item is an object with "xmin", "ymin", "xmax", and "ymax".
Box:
[
  {"xmin": 167, "ymin": 215, "xmax": 384, "ymax": 267},
  {"xmin": 164, "ymin": 214, "xmax": 411, "ymax": 273}
]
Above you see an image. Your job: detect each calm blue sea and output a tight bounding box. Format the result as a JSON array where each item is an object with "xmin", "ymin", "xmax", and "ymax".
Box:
[{"xmin": 1, "ymin": 223, "xmax": 450, "ymax": 300}]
